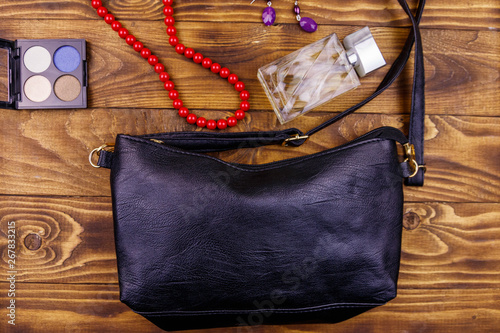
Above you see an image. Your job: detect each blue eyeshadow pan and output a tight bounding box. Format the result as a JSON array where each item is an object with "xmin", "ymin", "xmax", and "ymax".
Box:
[{"xmin": 53, "ymin": 45, "xmax": 81, "ymax": 72}]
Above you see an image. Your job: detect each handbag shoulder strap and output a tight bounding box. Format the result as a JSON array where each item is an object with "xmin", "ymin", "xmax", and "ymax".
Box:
[{"xmin": 300, "ymin": 0, "xmax": 426, "ymax": 185}]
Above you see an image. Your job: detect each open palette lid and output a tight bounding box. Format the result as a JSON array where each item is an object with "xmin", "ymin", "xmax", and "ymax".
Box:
[
  {"xmin": 0, "ymin": 38, "xmax": 17, "ymax": 109},
  {"xmin": 0, "ymin": 38, "xmax": 87, "ymax": 110}
]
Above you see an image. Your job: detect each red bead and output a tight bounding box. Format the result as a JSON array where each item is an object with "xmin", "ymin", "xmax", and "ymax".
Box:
[
  {"xmin": 159, "ymin": 72, "xmax": 170, "ymax": 82},
  {"xmin": 164, "ymin": 80, "xmax": 174, "ymax": 90},
  {"xmin": 239, "ymin": 90, "xmax": 250, "ymax": 100},
  {"xmin": 217, "ymin": 119, "xmax": 228, "ymax": 130},
  {"xmin": 163, "ymin": 6, "xmax": 174, "ymax": 16},
  {"xmin": 202, "ymin": 58, "xmax": 212, "ymax": 69},
  {"xmin": 125, "ymin": 35, "xmax": 136, "ymax": 45},
  {"xmin": 196, "ymin": 117, "xmax": 207, "ymax": 128},
  {"xmin": 184, "ymin": 48, "xmax": 195, "ymax": 58},
  {"xmin": 118, "ymin": 28, "xmax": 129, "ymax": 39},
  {"xmin": 235, "ymin": 109, "xmax": 245, "ymax": 120},
  {"xmin": 235, "ymin": 81, "xmax": 245, "ymax": 92},
  {"xmin": 104, "ymin": 14, "xmax": 115, "ymax": 24},
  {"xmin": 91, "ymin": 0, "xmax": 102, "ymax": 9},
  {"xmin": 173, "ymin": 99, "xmax": 183, "ymax": 109},
  {"xmin": 220, "ymin": 68, "xmax": 230, "ymax": 78},
  {"xmin": 175, "ymin": 44, "xmax": 185, "ymax": 54},
  {"xmin": 178, "ymin": 107, "xmax": 189, "ymax": 117},
  {"xmin": 186, "ymin": 114, "xmax": 197, "ymax": 124},
  {"xmin": 162, "ymin": 0, "xmax": 173, "ymax": 5},
  {"xmin": 227, "ymin": 117, "xmax": 238, "ymax": 127},
  {"xmin": 112, "ymin": 21, "xmax": 122, "ymax": 31},
  {"xmin": 240, "ymin": 101, "xmax": 250, "ymax": 111},
  {"xmin": 228, "ymin": 74, "xmax": 238, "ymax": 84},
  {"xmin": 148, "ymin": 55, "xmax": 159, "ymax": 65},
  {"xmin": 141, "ymin": 48, "xmax": 151, "ymax": 59},
  {"xmin": 206, "ymin": 120, "xmax": 217, "ymax": 130},
  {"xmin": 133, "ymin": 41, "xmax": 144, "ymax": 52},
  {"xmin": 211, "ymin": 63, "xmax": 221, "ymax": 73},
  {"xmin": 193, "ymin": 53, "xmax": 203, "ymax": 64},
  {"xmin": 154, "ymin": 63, "xmax": 165, "ymax": 73},
  {"xmin": 164, "ymin": 16, "xmax": 175, "ymax": 26},
  {"xmin": 169, "ymin": 90, "xmax": 179, "ymax": 100},
  {"xmin": 169, "ymin": 36, "xmax": 179, "ymax": 46},
  {"xmin": 166, "ymin": 26, "xmax": 177, "ymax": 36},
  {"xmin": 97, "ymin": 7, "xmax": 108, "ymax": 17}
]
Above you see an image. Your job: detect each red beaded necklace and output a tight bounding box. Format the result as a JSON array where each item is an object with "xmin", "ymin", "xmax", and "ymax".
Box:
[{"xmin": 90, "ymin": 0, "xmax": 250, "ymax": 130}]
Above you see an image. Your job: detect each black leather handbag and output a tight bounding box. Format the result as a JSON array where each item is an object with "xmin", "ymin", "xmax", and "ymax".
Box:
[{"xmin": 91, "ymin": 0, "xmax": 426, "ymax": 331}]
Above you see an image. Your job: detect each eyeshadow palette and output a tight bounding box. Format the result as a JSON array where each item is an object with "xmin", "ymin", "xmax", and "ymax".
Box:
[{"xmin": 0, "ymin": 38, "xmax": 87, "ymax": 109}]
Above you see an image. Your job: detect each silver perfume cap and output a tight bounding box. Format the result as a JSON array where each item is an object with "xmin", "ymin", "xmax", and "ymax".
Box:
[{"xmin": 343, "ymin": 27, "xmax": 386, "ymax": 77}]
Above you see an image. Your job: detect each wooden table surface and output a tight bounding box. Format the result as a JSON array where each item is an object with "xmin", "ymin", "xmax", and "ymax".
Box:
[{"xmin": 0, "ymin": 0, "xmax": 499, "ymax": 332}]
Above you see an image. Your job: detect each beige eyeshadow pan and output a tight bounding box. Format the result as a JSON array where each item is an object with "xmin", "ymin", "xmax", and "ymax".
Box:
[{"xmin": 24, "ymin": 75, "xmax": 52, "ymax": 102}]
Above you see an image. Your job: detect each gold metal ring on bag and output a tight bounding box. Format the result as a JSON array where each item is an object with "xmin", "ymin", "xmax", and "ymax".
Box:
[{"xmin": 89, "ymin": 144, "xmax": 114, "ymax": 168}]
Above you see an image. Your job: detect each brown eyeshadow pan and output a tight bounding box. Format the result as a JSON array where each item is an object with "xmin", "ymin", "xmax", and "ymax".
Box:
[{"xmin": 54, "ymin": 75, "xmax": 81, "ymax": 102}]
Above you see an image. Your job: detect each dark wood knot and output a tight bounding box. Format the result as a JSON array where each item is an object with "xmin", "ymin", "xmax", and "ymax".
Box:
[
  {"xmin": 24, "ymin": 233, "xmax": 42, "ymax": 251},
  {"xmin": 403, "ymin": 211, "xmax": 421, "ymax": 230}
]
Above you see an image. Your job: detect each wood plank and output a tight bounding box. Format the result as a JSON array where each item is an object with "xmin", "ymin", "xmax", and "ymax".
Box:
[
  {"xmin": 0, "ymin": 283, "xmax": 498, "ymax": 332},
  {"xmin": 0, "ymin": 21, "xmax": 497, "ymax": 116},
  {"xmin": 401, "ymin": 202, "xmax": 500, "ymax": 289},
  {"xmin": 0, "ymin": 0, "xmax": 497, "ymax": 30},
  {"xmin": 0, "ymin": 196, "xmax": 117, "ymax": 283},
  {"xmin": 1, "ymin": 196, "xmax": 499, "ymax": 287},
  {"xmin": 1, "ymin": 110, "xmax": 499, "ymax": 202}
]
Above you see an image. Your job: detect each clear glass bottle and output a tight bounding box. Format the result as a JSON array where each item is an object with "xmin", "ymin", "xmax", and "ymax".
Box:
[{"xmin": 258, "ymin": 27, "xmax": 386, "ymax": 124}]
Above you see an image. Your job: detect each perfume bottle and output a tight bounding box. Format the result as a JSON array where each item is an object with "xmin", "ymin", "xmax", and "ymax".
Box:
[{"xmin": 258, "ymin": 27, "xmax": 386, "ymax": 124}]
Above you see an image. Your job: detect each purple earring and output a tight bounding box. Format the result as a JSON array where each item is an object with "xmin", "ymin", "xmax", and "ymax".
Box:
[
  {"xmin": 294, "ymin": 1, "xmax": 317, "ymax": 33},
  {"xmin": 252, "ymin": 1, "xmax": 317, "ymax": 32},
  {"xmin": 252, "ymin": 0, "xmax": 276, "ymax": 26}
]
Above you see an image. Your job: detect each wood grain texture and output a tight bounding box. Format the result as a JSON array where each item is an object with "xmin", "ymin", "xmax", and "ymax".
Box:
[
  {"xmin": 1, "ymin": 109, "xmax": 499, "ymax": 202},
  {"xmin": 0, "ymin": 21, "xmax": 497, "ymax": 116},
  {"xmin": 1, "ymin": 196, "xmax": 499, "ymax": 290},
  {"xmin": 401, "ymin": 203, "xmax": 500, "ymax": 289},
  {"xmin": 0, "ymin": 0, "xmax": 498, "ymax": 30},
  {"xmin": 0, "ymin": 283, "xmax": 499, "ymax": 332},
  {"xmin": 0, "ymin": 196, "xmax": 116, "ymax": 283}
]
